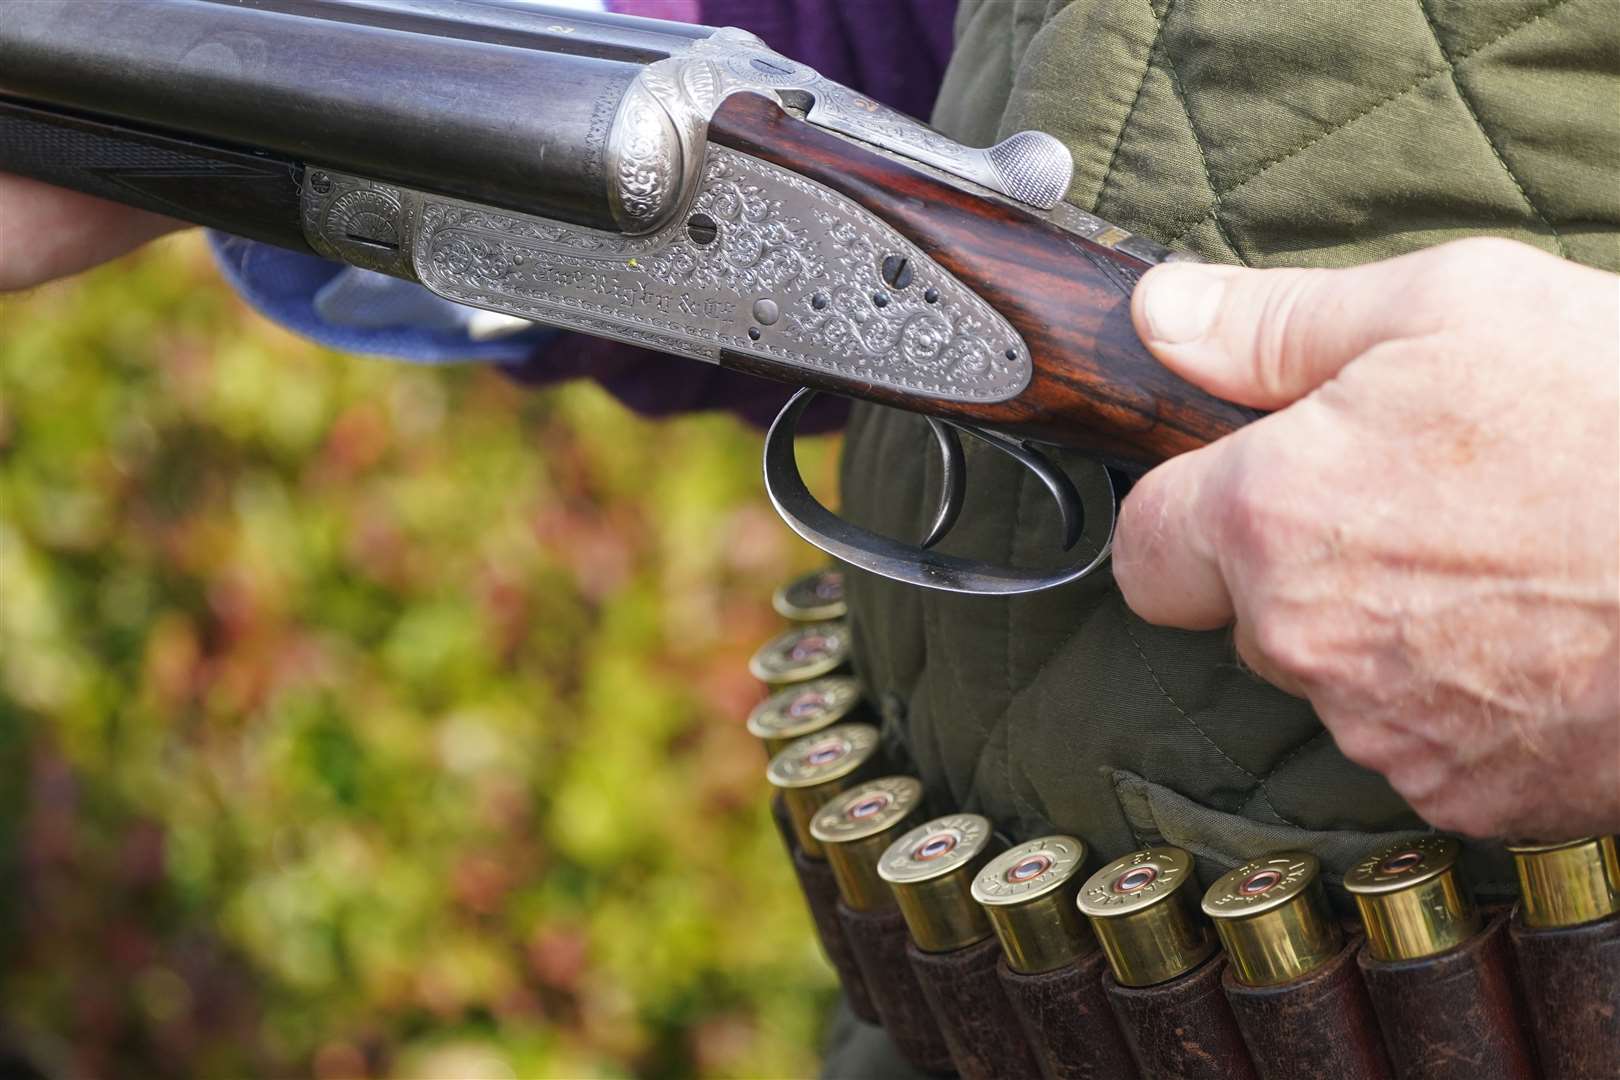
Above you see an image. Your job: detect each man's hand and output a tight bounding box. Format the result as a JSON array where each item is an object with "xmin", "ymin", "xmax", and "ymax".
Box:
[
  {"xmin": 1116, "ymin": 238, "xmax": 1619, "ymax": 840},
  {"xmin": 0, "ymin": 173, "xmax": 182, "ymax": 291}
]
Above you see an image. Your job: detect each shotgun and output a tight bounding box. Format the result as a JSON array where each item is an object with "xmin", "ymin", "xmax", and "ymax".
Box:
[{"xmin": 0, "ymin": 0, "xmax": 1257, "ymax": 593}]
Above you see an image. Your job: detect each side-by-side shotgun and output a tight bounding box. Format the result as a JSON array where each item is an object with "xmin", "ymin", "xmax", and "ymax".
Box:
[{"xmin": 0, "ymin": 0, "xmax": 1257, "ymax": 593}]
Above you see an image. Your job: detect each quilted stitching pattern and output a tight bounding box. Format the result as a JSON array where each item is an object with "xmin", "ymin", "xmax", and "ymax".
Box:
[
  {"xmin": 1149, "ymin": 0, "xmax": 1250, "ymax": 262},
  {"xmin": 1415, "ymin": 0, "xmax": 1570, "ymax": 257},
  {"xmin": 1011, "ymin": 0, "xmax": 1617, "ymax": 264},
  {"xmin": 1143, "ymin": 0, "xmax": 1585, "ymax": 255},
  {"xmin": 844, "ymin": 0, "xmax": 1619, "ymax": 871}
]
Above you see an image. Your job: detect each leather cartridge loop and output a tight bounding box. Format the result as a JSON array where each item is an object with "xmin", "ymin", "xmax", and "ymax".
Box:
[
  {"xmin": 837, "ymin": 900, "xmax": 954, "ymax": 1073},
  {"xmin": 1104, "ymin": 954, "xmax": 1259, "ymax": 1080},
  {"xmin": 906, "ymin": 935, "xmax": 1043, "ymax": 1080},
  {"xmin": 1222, "ymin": 936, "xmax": 1393, "ymax": 1080},
  {"xmin": 1357, "ymin": 910, "xmax": 1536, "ymax": 1080},
  {"xmin": 1506, "ymin": 832, "xmax": 1620, "ymax": 1075},
  {"xmin": 1509, "ymin": 903, "xmax": 1620, "ymax": 1077},
  {"xmin": 789, "ymin": 843, "xmax": 879, "ymax": 1025},
  {"xmin": 996, "ymin": 948, "xmax": 1140, "ymax": 1080}
]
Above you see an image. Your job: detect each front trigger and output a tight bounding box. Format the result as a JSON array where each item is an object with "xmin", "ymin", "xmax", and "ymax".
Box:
[
  {"xmin": 921, "ymin": 418, "xmax": 965, "ymax": 550},
  {"xmin": 931, "ymin": 418, "xmax": 1085, "ymax": 552}
]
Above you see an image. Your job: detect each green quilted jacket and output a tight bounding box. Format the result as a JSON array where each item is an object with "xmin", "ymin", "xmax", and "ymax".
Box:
[{"xmin": 823, "ymin": 0, "xmax": 1618, "ymax": 1074}]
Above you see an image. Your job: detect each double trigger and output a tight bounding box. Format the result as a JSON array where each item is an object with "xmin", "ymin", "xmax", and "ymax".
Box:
[{"xmin": 763, "ymin": 390, "xmax": 1118, "ymax": 595}]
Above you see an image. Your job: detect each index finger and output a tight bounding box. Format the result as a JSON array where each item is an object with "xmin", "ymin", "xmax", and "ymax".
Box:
[{"xmin": 1112, "ymin": 437, "xmax": 1236, "ymax": 630}]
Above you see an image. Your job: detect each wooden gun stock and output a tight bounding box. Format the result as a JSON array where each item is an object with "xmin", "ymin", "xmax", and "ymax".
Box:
[{"xmin": 709, "ymin": 92, "xmax": 1259, "ymax": 466}]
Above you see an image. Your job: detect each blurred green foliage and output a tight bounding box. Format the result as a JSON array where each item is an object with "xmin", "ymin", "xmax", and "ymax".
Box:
[{"xmin": 0, "ymin": 235, "xmax": 842, "ymax": 1078}]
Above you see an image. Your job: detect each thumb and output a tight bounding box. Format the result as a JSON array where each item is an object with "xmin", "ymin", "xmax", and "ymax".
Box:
[{"xmin": 1131, "ymin": 254, "xmax": 1439, "ymax": 409}]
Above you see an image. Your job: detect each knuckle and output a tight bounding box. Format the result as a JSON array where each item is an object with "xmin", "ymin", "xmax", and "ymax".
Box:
[
  {"xmin": 1233, "ymin": 598, "xmax": 1331, "ymax": 693},
  {"xmin": 1382, "ymin": 752, "xmax": 1508, "ymax": 837},
  {"xmin": 1112, "ymin": 474, "xmax": 1170, "ymax": 598},
  {"xmin": 1437, "ymin": 235, "xmax": 1525, "ymax": 265},
  {"xmin": 1220, "ymin": 451, "xmax": 1267, "ymax": 534},
  {"xmin": 1218, "ymin": 447, "xmax": 1293, "ymax": 562},
  {"xmin": 1407, "ymin": 793, "xmax": 1502, "ymax": 839},
  {"xmin": 1232, "ymin": 620, "xmax": 1268, "ymax": 675},
  {"xmin": 1417, "ymin": 237, "xmax": 1527, "ymax": 307},
  {"xmin": 1327, "ymin": 712, "xmax": 1416, "ymax": 782},
  {"xmin": 1328, "ymin": 722, "xmax": 1388, "ymax": 771},
  {"xmin": 1247, "ymin": 610, "xmax": 1321, "ymax": 683},
  {"xmin": 1114, "ymin": 473, "xmax": 1165, "ymax": 560}
]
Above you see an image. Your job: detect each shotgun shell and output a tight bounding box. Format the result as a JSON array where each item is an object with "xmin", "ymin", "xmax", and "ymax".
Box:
[
  {"xmin": 1078, "ymin": 846, "xmax": 1217, "ymax": 987},
  {"xmin": 765, "ymin": 723, "xmax": 881, "ymax": 857},
  {"xmin": 1201, "ymin": 851, "xmax": 1342, "ymax": 986},
  {"xmin": 1345, "ymin": 835, "xmax": 1479, "ymax": 961},
  {"xmin": 1506, "ymin": 835, "xmax": 1620, "ymax": 929},
  {"xmin": 878, "ymin": 813, "xmax": 1000, "ymax": 952},
  {"xmin": 971, "ymin": 835, "xmax": 1098, "ymax": 974},
  {"xmin": 748, "ymin": 620, "xmax": 850, "ymax": 690},
  {"xmin": 810, "ymin": 776, "xmax": 927, "ymax": 912},
  {"xmin": 772, "ymin": 567, "xmax": 848, "ymax": 622},
  {"xmin": 746, "ymin": 675, "xmax": 865, "ymax": 756}
]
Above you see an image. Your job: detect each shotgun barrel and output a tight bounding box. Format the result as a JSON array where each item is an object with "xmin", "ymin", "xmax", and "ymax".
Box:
[{"xmin": 0, "ymin": 0, "xmax": 654, "ymax": 227}]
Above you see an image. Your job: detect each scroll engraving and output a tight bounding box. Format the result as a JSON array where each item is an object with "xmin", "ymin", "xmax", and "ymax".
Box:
[
  {"xmin": 301, "ymin": 172, "xmax": 415, "ymax": 277},
  {"xmin": 408, "ymin": 147, "xmax": 1029, "ymax": 402},
  {"xmin": 605, "ymin": 79, "xmax": 680, "ymax": 232}
]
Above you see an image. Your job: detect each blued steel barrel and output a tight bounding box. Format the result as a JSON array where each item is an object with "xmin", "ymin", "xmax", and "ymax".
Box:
[{"xmin": 0, "ymin": 0, "xmax": 651, "ymax": 227}]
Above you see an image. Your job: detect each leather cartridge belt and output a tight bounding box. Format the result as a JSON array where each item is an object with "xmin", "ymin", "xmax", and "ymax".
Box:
[{"xmin": 748, "ymin": 572, "xmax": 1618, "ymax": 1079}]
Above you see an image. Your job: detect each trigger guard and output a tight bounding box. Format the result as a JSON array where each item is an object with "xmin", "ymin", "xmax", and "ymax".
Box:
[{"xmin": 762, "ymin": 389, "xmax": 1116, "ymax": 596}]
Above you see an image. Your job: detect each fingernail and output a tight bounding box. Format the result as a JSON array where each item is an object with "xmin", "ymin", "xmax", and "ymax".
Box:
[{"xmin": 1140, "ymin": 264, "xmax": 1229, "ymax": 344}]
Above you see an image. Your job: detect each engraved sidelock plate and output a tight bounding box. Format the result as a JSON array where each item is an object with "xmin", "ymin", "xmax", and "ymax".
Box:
[{"xmin": 305, "ymin": 148, "xmax": 1031, "ymax": 404}]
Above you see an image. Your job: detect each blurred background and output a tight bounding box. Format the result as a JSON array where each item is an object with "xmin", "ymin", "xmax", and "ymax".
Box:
[{"xmin": 0, "ymin": 231, "xmax": 844, "ymax": 1078}]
